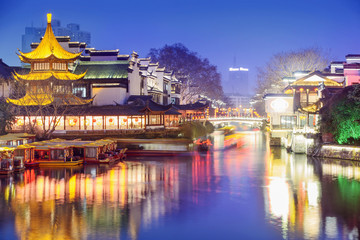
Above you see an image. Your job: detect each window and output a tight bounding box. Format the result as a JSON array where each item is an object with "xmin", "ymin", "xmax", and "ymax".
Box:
[
  {"xmin": 73, "ymin": 86, "xmax": 87, "ymax": 98},
  {"xmin": 53, "ymin": 84, "xmax": 71, "ymax": 94},
  {"xmin": 149, "ymin": 115, "xmax": 161, "ymax": 125},
  {"xmin": 300, "ymin": 116, "xmax": 306, "ymax": 128},
  {"xmin": 52, "ymin": 62, "xmax": 67, "ymax": 71},
  {"xmin": 51, "ymin": 149, "xmax": 65, "ymax": 160},
  {"xmin": 85, "ymin": 147, "xmax": 97, "ymax": 158},
  {"xmin": 308, "ymin": 114, "xmax": 317, "ymax": 127},
  {"xmin": 280, "ymin": 116, "xmax": 297, "ymax": 129},
  {"xmin": 33, "ymin": 62, "xmax": 50, "ymax": 71}
]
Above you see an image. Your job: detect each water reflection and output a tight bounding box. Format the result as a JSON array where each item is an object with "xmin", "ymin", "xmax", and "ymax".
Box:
[
  {"xmin": 265, "ymin": 147, "xmax": 360, "ymax": 239},
  {"xmin": 1, "ymin": 133, "xmax": 360, "ymax": 239}
]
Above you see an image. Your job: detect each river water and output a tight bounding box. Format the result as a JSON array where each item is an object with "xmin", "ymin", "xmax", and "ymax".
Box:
[{"xmin": 0, "ymin": 132, "xmax": 359, "ymax": 239}]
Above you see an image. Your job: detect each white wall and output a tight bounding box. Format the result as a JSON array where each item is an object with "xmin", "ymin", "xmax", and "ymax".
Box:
[{"xmin": 92, "ymin": 87, "xmax": 127, "ymax": 105}]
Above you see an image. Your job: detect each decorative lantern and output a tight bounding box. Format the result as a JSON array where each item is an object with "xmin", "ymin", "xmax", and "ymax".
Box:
[
  {"xmin": 69, "ymin": 119, "xmax": 77, "ymax": 126},
  {"xmin": 93, "ymin": 119, "xmax": 96, "ymax": 123},
  {"xmin": 135, "ymin": 118, "xmax": 139, "ymax": 122},
  {"xmin": 123, "ymin": 118, "xmax": 127, "ymax": 122},
  {"xmin": 17, "ymin": 119, "xmax": 24, "ymax": 126}
]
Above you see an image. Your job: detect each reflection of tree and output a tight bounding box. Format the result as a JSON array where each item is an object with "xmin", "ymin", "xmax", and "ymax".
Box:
[{"xmin": 312, "ymin": 158, "xmax": 360, "ymax": 233}]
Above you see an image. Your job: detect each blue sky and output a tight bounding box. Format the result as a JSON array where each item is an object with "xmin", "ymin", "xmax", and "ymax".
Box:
[{"xmin": 1, "ymin": 0, "xmax": 360, "ymax": 92}]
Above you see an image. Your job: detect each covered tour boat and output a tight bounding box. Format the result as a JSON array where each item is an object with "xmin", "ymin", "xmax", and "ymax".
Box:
[{"xmin": 0, "ymin": 146, "xmax": 15, "ymax": 175}]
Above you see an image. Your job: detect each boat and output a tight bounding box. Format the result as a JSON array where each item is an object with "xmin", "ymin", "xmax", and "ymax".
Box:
[
  {"xmin": 83, "ymin": 139, "xmax": 125, "ymax": 164},
  {"xmin": 116, "ymin": 138, "xmax": 189, "ymax": 157},
  {"xmin": 14, "ymin": 144, "xmax": 37, "ymax": 169},
  {"xmin": 0, "ymin": 146, "xmax": 15, "ymax": 175},
  {"xmin": 24, "ymin": 140, "xmax": 83, "ymax": 167},
  {"xmin": 11, "ymin": 138, "xmax": 125, "ymax": 167}
]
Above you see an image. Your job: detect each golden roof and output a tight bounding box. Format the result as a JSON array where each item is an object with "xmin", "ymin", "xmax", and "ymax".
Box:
[
  {"xmin": 7, "ymin": 93, "xmax": 92, "ymax": 106},
  {"xmin": 13, "ymin": 70, "xmax": 86, "ymax": 81},
  {"xmin": 18, "ymin": 13, "xmax": 82, "ymax": 63},
  {"xmin": 290, "ymin": 71, "xmax": 342, "ymax": 87},
  {"xmin": 7, "ymin": 93, "xmax": 53, "ymax": 106}
]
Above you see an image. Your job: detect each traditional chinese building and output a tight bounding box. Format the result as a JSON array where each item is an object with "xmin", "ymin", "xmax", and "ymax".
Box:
[{"xmin": 7, "ymin": 13, "xmax": 92, "ymax": 106}]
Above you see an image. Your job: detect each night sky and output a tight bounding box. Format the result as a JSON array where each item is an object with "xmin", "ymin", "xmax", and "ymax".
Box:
[{"xmin": 1, "ymin": 0, "xmax": 360, "ymax": 93}]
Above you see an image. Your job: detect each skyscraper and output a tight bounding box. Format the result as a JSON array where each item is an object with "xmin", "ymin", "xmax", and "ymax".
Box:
[
  {"xmin": 22, "ymin": 19, "xmax": 91, "ymax": 54},
  {"xmin": 225, "ymin": 66, "xmax": 249, "ymax": 96}
]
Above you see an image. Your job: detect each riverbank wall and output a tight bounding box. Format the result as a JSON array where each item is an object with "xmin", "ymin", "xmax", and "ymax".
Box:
[{"xmin": 314, "ymin": 144, "xmax": 360, "ymax": 161}]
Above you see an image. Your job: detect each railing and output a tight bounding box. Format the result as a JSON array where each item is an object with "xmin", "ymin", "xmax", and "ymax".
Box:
[{"xmin": 207, "ymin": 117, "xmax": 265, "ymax": 122}]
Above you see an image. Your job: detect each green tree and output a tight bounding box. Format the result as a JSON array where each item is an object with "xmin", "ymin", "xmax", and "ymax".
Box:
[
  {"xmin": 320, "ymin": 85, "xmax": 360, "ymax": 144},
  {"xmin": 148, "ymin": 43, "xmax": 224, "ymax": 104}
]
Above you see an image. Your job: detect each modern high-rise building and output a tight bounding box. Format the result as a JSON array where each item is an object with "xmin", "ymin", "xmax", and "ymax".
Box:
[
  {"xmin": 224, "ymin": 67, "xmax": 249, "ymax": 96},
  {"xmin": 22, "ymin": 19, "xmax": 91, "ymax": 54}
]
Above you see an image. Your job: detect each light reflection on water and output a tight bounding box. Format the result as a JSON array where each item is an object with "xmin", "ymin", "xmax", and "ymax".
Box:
[{"xmin": 0, "ymin": 132, "xmax": 359, "ymax": 239}]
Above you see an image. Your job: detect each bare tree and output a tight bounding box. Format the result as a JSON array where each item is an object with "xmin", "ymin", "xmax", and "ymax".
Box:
[
  {"xmin": 148, "ymin": 43, "xmax": 224, "ymax": 104},
  {"xmin": 253, "ymin": 47, "xmax": 330, "ymax": 115},
  {"xmin": 255, "ymin": 47, "xmax": 330, "ymax": 95},
  {"xmin": 10, "ymin": 79, "xmax": 85, "ymax": 140}
]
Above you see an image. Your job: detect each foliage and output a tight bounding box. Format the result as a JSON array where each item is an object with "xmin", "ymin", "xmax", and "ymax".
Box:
[
  {"xmin": 320, "ymin": 85, "xmax": 360, "ymax": 144},
  {"xmin": 148, "ymin": 43, "xmax": 224, "ymax": 104},
  {"xmin": 180, "ymin": 121, "xmax": 214, "ymax": 139},
  {"xmin": 0, "ymin": 98, "xmax": 15, "ymax": 135}
]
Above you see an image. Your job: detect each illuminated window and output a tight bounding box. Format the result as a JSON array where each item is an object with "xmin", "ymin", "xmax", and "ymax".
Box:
[
  {"xmin": 52, "ymin": 62, "xmax": 67, "ymax": 71},
  {"xmin": 33, "ymin": 62, "xmax": 49, "ymax": 71},
  {"xmin": 280, "ymin": 115, "xmax": 297, "ymax": 129},
  {"xmin": 73, "ymin": 86, "xmax": 87, "ymax": 98}
]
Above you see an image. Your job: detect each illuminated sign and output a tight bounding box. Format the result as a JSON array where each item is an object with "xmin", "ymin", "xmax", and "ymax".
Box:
[
  {"xmin": 270, "ymin": 98, "xmax": 289, "ymax": 112},
  {"xmin": 229, "ymin": 67, "xmax": 249, "ymax": 72}
]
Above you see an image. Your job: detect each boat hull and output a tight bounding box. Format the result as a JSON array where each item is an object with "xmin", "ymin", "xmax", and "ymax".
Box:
[{"xmin": 35, "ymin": 160, "xmax": 83, "ymax": 167}]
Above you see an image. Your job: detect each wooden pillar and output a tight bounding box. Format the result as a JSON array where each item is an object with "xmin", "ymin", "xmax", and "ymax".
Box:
[
  {"xmin": 103, "ymin": 116, "xmax": 105, "ymax": 130},
  {"xmin": 306, "ymin": 89, "xmax": 309, "ymax": 105},
  {"xmin": 117, "ymin": 116, "xmax": 120, "ymax": 130},
  {"xmin": 64, "ymin": 116, "xmax": 66, "ymax": 130}
]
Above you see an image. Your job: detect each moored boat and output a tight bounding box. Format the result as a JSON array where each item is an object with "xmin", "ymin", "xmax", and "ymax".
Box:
[
  {"xmin": 14, "ymin": 144, "xmax": 35, "ymax": 169},
  {"xmin": 0, "ymin": 146, "xmax": 15, "ymax": 175}
]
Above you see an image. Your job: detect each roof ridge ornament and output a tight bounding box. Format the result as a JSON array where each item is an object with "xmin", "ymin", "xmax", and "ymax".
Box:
[{"xmin": 47, "ymin": 13, "xmax": 52, "ymax": 23}]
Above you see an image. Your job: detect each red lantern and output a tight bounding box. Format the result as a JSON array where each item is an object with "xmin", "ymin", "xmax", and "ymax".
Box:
[
  {"xmin": 32, "ymin": 119, "xmax": 36, "ymax": 123},
  {"xmin": 74, "ymin": 119, "xmax": 77, "ymax": 123},
  {"xmin": 93, "ymin": 119, "xmax": 96, "ymax": 123},
  {"xmin": 109, "ymin": 118, "xmax": 113, "ymax": 123},
  {"xmin": 135, "ymin": 118, "xmax": 139, "ymax": 122},
  {"xmin": 123, "ymin": 118, "xmax": 127, "ymax": 122}
]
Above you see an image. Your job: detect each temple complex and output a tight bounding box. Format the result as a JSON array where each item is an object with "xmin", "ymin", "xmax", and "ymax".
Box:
[{"xmin": 7, "ymin": 13, "xmax": 92, "ymax": 106}]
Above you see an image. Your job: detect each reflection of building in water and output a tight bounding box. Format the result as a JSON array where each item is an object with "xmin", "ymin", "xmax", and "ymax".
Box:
[
  {"xmin": 5, "ymin": 161, "xmax": 186, "ymax": 240},
  {"xmin": 313, "ymin": 158, "xmax": 360, "ymax": 238},
  {"xmin": 264, "ymin": 148, "xmax": 321, "ymax": 239}
]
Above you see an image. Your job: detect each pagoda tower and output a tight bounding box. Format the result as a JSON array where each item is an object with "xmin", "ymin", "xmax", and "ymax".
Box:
[{"xmin": 7, "ymin": 13, "xmax": 92, "ymax": 106}]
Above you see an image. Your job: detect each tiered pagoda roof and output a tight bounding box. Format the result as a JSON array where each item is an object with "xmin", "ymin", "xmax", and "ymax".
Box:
[
  {"xmin": 13, "ymin": 71, "xmax": 86, "ymax": 81},
  {"xmin": 7, "ymin": 13, "xmax": 92, "ymax": 106},
  {"xmin": 17, "ymin": 14, "xmax": 81, "ymax": 63}
]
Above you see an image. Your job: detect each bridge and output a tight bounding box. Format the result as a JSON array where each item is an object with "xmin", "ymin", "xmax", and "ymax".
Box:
[{"xmin": 203, "ymin": 117, "xmax": 266, "ymax": 129}]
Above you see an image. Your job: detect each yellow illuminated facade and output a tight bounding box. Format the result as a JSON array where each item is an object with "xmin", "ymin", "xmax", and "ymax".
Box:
[{"xmin": 7, "ymin": 13, "xmax": 91, "ymax": 106}]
